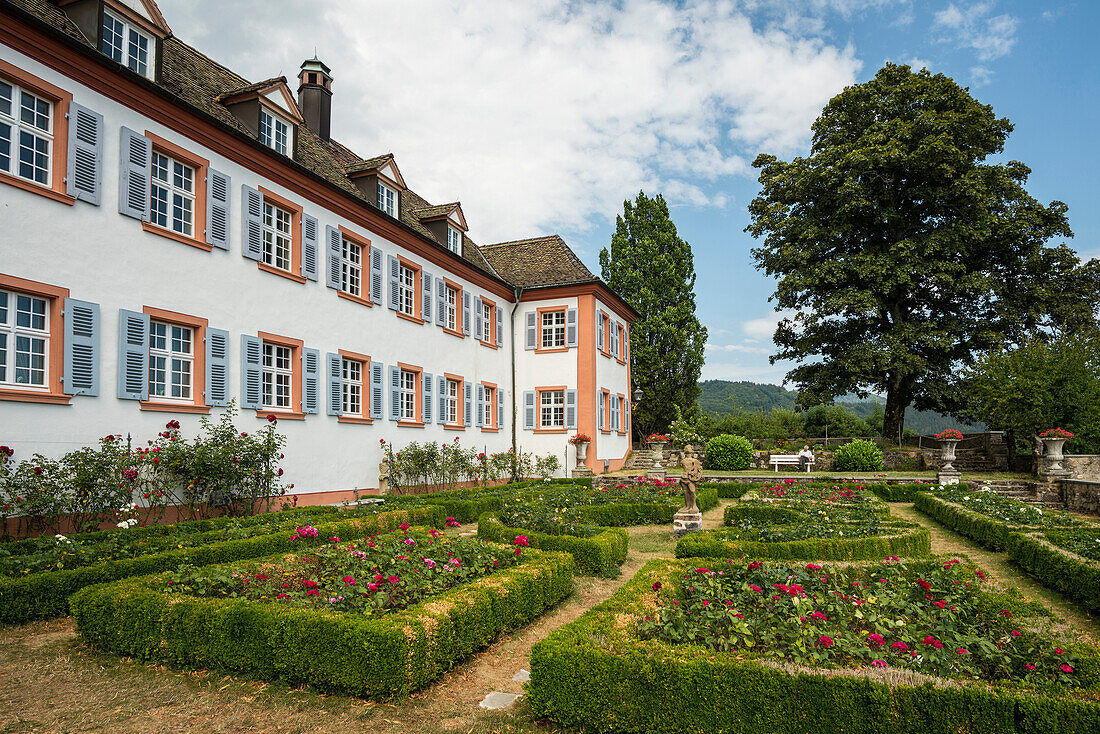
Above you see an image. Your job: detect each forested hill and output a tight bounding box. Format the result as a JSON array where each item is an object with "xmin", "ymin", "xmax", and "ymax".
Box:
[{"xmin": 697, "ymin": 380, "xmax": 980, "ymax": 435}]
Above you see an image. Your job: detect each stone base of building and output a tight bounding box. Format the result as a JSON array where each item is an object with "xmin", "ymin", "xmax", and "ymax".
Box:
[
  {"xmin": 937, "ymin": 469, "xmax": 961, "ymax": 486},
  {"xmin": 672, "ymin": 510, "xmax": 702, "ymax": 538}
]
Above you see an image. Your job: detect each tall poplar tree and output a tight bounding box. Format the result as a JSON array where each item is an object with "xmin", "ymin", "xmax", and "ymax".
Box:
[{"xmin": 600, "ymin": 192, "xmax": 707, "ymax": 438}]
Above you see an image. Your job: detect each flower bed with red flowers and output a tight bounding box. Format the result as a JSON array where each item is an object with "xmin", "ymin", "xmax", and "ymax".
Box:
[
  {"xmin": 528, "ymin": 558, "xmax": 1100, "ymax": 734},
  {"xmin": 71, "ymin": 533, "xmax": 573, "ymax": 698}
]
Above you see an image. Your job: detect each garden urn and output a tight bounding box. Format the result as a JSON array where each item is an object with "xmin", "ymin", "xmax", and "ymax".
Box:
[
  {"xmin": 574, "ymin": 440, "xmax": 589, "ymax": 467},
  {"xmin": 1041, "ymin": 437, "xmax": 1068, "ymax": 472},
  {"xmin": 648, "ymin": 441, "xmax": 666, "ymax": 473},
  {"xmin": 939, "ymin": 439, "xmax": 960, "ymax": 473}
]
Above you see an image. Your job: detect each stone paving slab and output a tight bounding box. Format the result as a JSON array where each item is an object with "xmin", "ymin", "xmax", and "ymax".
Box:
[
  {"xmin": 512, "ymin": 669, "xmax": 530, "ymax": 682},
  {"xmin": 479, "ymin": 692, "xmax": 522, "ymax": 709}
]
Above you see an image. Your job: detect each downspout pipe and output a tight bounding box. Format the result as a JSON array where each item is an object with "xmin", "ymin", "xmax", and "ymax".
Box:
[{"xmin": 510, "ymin": 286, "xmax": 524, "ymax": 457}]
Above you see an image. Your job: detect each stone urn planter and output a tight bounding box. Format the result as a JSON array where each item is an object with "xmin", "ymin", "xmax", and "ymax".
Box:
[
  {"xmin": 939, "ymin": 439, "xmax": 960, "ymax": 473},
  {"xmin": 574, "ymin": 440, "xmax": 589, "ymax": 468},
  {"xmin": 1041, "ymin": 437, "xmax": 1068, "ymax": 472},
  {"xmin": 647, "ymin": 441, "xmax": 667, "ymax": 477}
]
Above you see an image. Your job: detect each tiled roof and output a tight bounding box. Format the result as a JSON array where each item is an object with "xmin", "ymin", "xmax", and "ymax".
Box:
[
  {"xmin": 411, "ymin": 203, "xmax": 458, "ymax": 221},
  {"xmin": 5, "ymin": 0, "xmax": 607, "ymax": 293},
  {"xmin": 480, "ymin": 236, "xmax": 598, "ymax": 289},
  {"xmin": 216, "ymin": 77, "xmax": 287, "ymax": 102}
]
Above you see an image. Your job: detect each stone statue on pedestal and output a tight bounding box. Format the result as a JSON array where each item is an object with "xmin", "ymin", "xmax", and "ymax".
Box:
[
  {"xmin": 379, "ymin": 456, "xmax": 391, "ymax": 496},
  {"xmin": 673, "ymin": 445, "xmax": 704, "ymax": 537}
]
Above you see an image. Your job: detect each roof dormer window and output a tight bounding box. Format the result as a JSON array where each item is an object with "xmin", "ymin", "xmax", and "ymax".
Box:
[
  {"xmin": 377, "ymin": 181, "xmax": 398, "ymax": 217},
  {"xmin": 447, "ymin": 226, "xmax": 462, "ymax": 255},
  {"xmin": 101, "ymin": 10, "xmax": 154, "ymax": 80},
  {"xmin": 259, "ymin": 108, "xmax": 291, "ymax": 156}
]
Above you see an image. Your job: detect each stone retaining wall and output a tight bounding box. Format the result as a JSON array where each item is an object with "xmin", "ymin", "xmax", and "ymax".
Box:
[
  {"xmin": 1064, "ymin": 455, "xmax": 1100, "ymax": 481},
  {"xmin": 1062, "ymin": 479, "xmax": 1100, "ymax": 516}
]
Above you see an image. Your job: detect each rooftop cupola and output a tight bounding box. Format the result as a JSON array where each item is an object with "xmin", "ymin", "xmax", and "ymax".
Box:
[{"xmin": 298, "ymin": 56, "xmax": 332, "ymax": 140}]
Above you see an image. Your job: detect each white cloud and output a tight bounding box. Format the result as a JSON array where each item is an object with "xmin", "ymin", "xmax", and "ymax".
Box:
[
  {"xmin": 741, "ymin": 310, "xmax": 798, "ymax": 340},
  {"xmin": 969, "ymin": 65, "xmax": 994, "ymax": 86},
  {"xmin": 159, "ymin": 0, "xmax": 861, "ymax": 243},
  {"xmin": 933, "ymin": 2, "xmax": 1018, "ymax": 63},
  {"xmin": 705, "ymin": 342, "xmax": 772, "ymax": 355}
]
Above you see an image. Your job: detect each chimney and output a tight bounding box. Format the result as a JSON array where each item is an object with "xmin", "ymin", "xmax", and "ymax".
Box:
[{"xmin": 297, "ymin": 56, "xmax": 332, "ymax": 141}]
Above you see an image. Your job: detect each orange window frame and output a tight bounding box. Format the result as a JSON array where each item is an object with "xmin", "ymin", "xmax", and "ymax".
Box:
[
  {"xmin": 0, "ymin": 273, "xmax": 70, "ymax": 404},
  {"xmin": 0, "ymin": 58, "xmax": 73, "ymax": 205},
  {"xmin": 256, "ymin": 330, "xmax": 304, "ymax": 419},
  {"xmin": 600, "ymin": 389, "xmax": 611, "ymax": 433},
  {"xmin": 139, "ymin": 306, "xmax": 209, "ymax": 413},
  {"xmin": 478, "ymin": 296, "xmax": 497, "ymax": 348},
  {"xmin": 599, "ymin": 312, "xmax": 611, "ymax": 357},
  {"xmin": 337, "ymin": 348, "xmax": 372, "ymax": 424},
  {"xmin": 481, "ymin": 380, "xmax": 498, "ymax": 431},
  {"xmin": 535, "ymin": 306, "xmax": 568, "ymax": 354},
  {"xmin": 141, "ymin": 131, "xmax": 210, "ymax": 251},
  {"xmin": 442, "ymin": 278, "xmax": 464, "ymax": 337},
  {"xmin": 336, "ymin": 226, "xmax": 373, "ymax": 307},
  {"xmin": 534, "ymin": 385, "xmax": 568, "ymax": 434},
  {"xmin": 617, "ymin": 393, "xmax": 627, "ymax": 434},
  {"xmin": 397, "ymin": 361, "xmax": 424, "ymax": 427},
  {"xmin": 256, "ymin": 187, "xmax": 305, "ymax": 284},
  {"xmin": 443, "ymin": 372, "xmax": 464, "ymax": 429},
  {"xmin": 396, "ymin": 257, "xmax": 424, "ymax": 325},
  {"xmin": 617, "ymin": 324, "xmax": 628, "ymax": 364}
]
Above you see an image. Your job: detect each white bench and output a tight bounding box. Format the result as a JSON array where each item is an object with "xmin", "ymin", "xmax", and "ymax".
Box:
[{"xmin": 770, "ymin": 454, "xmax": 814, "ymax": 472}]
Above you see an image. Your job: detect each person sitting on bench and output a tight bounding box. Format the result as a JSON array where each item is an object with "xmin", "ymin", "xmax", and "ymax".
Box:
[{"xmin": 798, "ymin": 445, "xmax": 814, "ymax": 471}]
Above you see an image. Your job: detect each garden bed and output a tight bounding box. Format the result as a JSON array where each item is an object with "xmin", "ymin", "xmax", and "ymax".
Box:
[
  {"xmin": 914, "ymin": 489, "xmax": 1090, "ymax": 551},
  {"xmin": 71, "ymin": 530, "xmax": 573, "ymax": 698},
  {"xmin": 528, "ymin": 558, "xmax": 1100, "ymax": 734},
  {"xmin": 1007, "ymin": 528, "xmax": 1100, "ymax": 614},
  {"xmin": 0, "ymin": 506, "xmax": 443, "ymax": 625},
  {"xmin": 477, "ymin": 513, "xmax": 627, "ymax": 574}
]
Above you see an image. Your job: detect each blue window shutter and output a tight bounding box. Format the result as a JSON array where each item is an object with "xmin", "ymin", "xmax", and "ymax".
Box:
[
  {"xmin": 302, "ymin": 348, "xmax": 320, "ymax": 414},
  {"xmin": 610, "ymin": 322, "xmax": 618, "ymax": 357},
  {"xmin": 422, "ymin": 371, "xmax": 433, "ymax": 423},
  {"xmin": 63, "ymin": 298, "xmax": 99, "ymax": 396},
  {"xmin": 464, "ymin": 381, "xmax": 472, "ymax": 427},
  {"xmin": 595, "ymin": 310, "xmax": 604, "ymax": 351},
  {"xmin": 387, "ymin": 255, "xmax": 400, "ymax": 311},
  {"xmin": 525, "ymin": 311, "xmax": 537, "ymax": 350},
  {"xmin": 473, "ymin": 297, "xmax": 483, "ymax": 340},
  {"xmin": 301, "ymin": 214, "xmax": 320, "ymax": 281},
  {"xmin": 475, "ymin": 383, "xmax": 484, "ymax": 427},
  {"xmin": 240, "ymin": 334, "xmax": 263, "ymax": 409},
  {"xmin": 435, "ymin": 278, "xmax": 446, "ymax": 326},
  {"xmin": 67, "ymin": 102, "xmax": 102, "ymax": 205},
  {"xmin": 625, "ymin": 398, "xmax": 630, "ymax": 434},
  {"xmin": 241, "ymin": 185, "xmax": 263, "ymax": 261},
  {"xmin": 421, "ymin": 273, "xmax": 432, "ymax": 323},
  {"xmin": 325, "ymin": 225, "xmax": 342, "ymax": 290},
  {"xmin": 497, "ymin": 389, "xmax": 505, "ymax": 429},
  {"xmin": 523, "ymin": 390, "xmax": 536, "ymax": 430},
  {"xmin": 205, "ymin": 327, "xmax": 230, "ymax": 407},
  {"xmin": 565, "ymin": 389, "xmax": 577, "ymax": 429},
  {"xmin": 565, "ymin": 308, "xmax": 577, "ymax": 347},
  {"xmin": 462, "ymin": 292, "xmax": 471, "ymax": 335},
  {"xmin": 206, "ymin": 168, "xmax": 231, "ymax": 249},
  {"xmin": 370, "ymin": 361, "xmax": 384, "ymax": 420},
  {"xmin": 370, "ymin": 246, "xmax": 383, "ymax": 303},
  {"xmin": 389, "ymin": 364, "xmax": 401, "ymax": 420},
  {"xmin": 118, "ymin": 127, "xmax": 150, "ymax": 220},
  {"xmin": 597, "ymin": 392, "xmax": 604, "ymax": 430},
  {"xmin": 495, "ymin": 306, "xmax": 504, "ymax": 347},
  {"xmin": 437, "ymin": 375, "xmax": 447, "ymax": 424},
  {"xmin": 116, "ymin": 309, "xmax": 149, "ymax": 400},
  {"xmin": 327, "ymin": 352, "xmax": 342, "ymax": 416}
]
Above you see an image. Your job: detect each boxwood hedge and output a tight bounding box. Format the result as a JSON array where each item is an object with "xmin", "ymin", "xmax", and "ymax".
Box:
[
  {"xmin": 0, "ymin": 506, "xmax": 443, "ymax": 625},
  {"xmin": 477, "ymin": 513, "xmax": 627, "ymax": 574},
  {"xmin": 527, "ymin": 559, "xmax": 1100, "ymax": 734},
  {"xmin": 71, "ymin": 545, "xmax": 573, "ymax": 698},
  {"xmin": 1007, "ymin": 530, "xmax": 1100, "ymax": 614},
  {"xmin": 676, "ymin": 524, "xmax": 931, "ymax": 561},
  {"xmin": 912, "ymin": 492, "xmax": 1072, "ymax": 552}
]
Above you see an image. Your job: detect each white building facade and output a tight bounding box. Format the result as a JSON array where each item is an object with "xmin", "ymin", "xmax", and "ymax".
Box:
[{"xmin": 0, "ymin": 0, "xmax": 635, "ymax": 502}]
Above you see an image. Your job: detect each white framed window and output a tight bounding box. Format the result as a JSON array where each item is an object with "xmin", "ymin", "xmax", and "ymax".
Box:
[
  {"xmin": 149, "ymin": 151, "xmax": 194, "ymax": 236},
  {"xmin": 483, "ymin": 385, "xmax": 494, "ymax": 427},
  {"xmin": 445, "ymin": 285, "xmax": 457, "ymax": 331},
  {"xmin": 342, "ymin": 358, "xmax": 363, "ymax": 417},
  {"xmin": 259, "ymin": 108, "xmax": 290, "ymax": 156},
  {"xmin": 0, "ymin": 289, "xmax": 48, "ymax": 389},
  {"xmin": 101, "ymin": 10, "xmax": 154, "ymax": 79},
  {"xmin": 341, "ymin": 237, "xmax": 362, "ymax": 297},
  {"xmin": 541, "ymin": 310, "xmax": 565, "ymax": 349},
  {"xmin": 398, "ymin": 264, "xmax": 415, "ymax": 317},
  {"xmin": 400, "ymin": 368, "xmax": 417, "ymax": 421},
  {"xmin": 262, "ymin": 200, "xmax": 292, "ymax": 271},
  {"xmin": 480, "ymin": 302, "xmax": 492, "ymax": 342},
  {"xmin": 540, "ymin": 390, "xmax": 564, "ymax": 429},
  {"xmin": 262, "ymin": 342, "xmax": 293, "ymax": 410},
  {"xmin": 446, "ymin": 378, "xmax": 459, "ymax": 424},
  {"xmin": 0, "ymin": 79, "xmax": 52, "ymax": 187},
  {"xmin": 377, "ymin": 181, "xmax": 397, "ymax": 217},
  {"xmin": 447, "ymin": 226, "xmax": 462, "ymax": 254},
  {"xmin": 148, "ymin": 320, "xmax": 192, "ymax": 402}
]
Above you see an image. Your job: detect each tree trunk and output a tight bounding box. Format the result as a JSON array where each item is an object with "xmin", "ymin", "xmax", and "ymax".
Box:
[{"xmin": 882, "ymin": 375, "xmax": 910, "ymax": 443}]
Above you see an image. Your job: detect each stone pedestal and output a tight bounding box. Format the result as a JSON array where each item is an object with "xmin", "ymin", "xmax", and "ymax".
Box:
[
  {"xmin": 937, "ymin": 469, "xmax": 961, "ymax": 486},
  {"xmin": 672, "ymin": 510, "xmax": 702, "ymax": 538},
  {"xmin": 571, "ymin": 467, "xmax": 593, "ymax": 478}
]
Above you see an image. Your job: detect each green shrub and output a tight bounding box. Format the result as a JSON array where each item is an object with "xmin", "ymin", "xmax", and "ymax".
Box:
[
  {"xmin": 477, "ymin": 513, "xmax": 627, "ymax": 574},
  {"xmin": 866, "ymin": 482, "xmax": 934, "ymax": 502},
  {"xmin": 832, "ymin": 439, "xmax": 884, "ymax": 471},
  {"xmin": 1007, "ymin": 531, "xmax": 1100, "ymax": 613},
  {"xmin": 71, "ymin": 547, "xmax": 573, "ymax": 698},
  {"xmin": 704, "ymin": 434, "xmax": 753, "ymax": 470},
  {"xmin": 677, "ymin": 525, "xmax": 931, "ymax": 560}
]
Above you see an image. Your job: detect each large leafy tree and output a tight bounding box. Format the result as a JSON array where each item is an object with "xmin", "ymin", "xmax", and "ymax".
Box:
[
  {"xmin": 746, "ymin": 63, "xmax": 1089, "ymax": 440},
  {"xmin": 601, "ymin": 192, "xmax": 707, "ymax": 438}
]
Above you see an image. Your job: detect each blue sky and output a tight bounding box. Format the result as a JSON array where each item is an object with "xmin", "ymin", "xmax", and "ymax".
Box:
[{"xmin": 162, "ymin": 0, "xmax": 1098, "ymax": 386}]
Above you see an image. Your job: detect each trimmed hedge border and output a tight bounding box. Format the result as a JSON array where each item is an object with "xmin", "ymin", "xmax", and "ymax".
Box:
[
  {"xmin": 0, "ymin": 506, "xmax": 443, "ymax": 625},
  {"xmin": 528, "ymin": 558, "xmax": 1100, "ymax": 734},
  {"xmin": 914, "ymin": 492, "xmax": 1042, "ymax": 552},
  {"xmin": 676, "ymin": 524, "xmax": 931, "ymax": 561},
  {"xmin": 867, "ymin": 483, "xmax": 936, "ymax": 503},
  {"xmin": 71, "ymin": 546, "xmax": 573, "ymax": 698},
  {"xmin": 575, "ymin": 486, "xmax": 719, "ymax": 527},
  {"xmin": 477, "ymin": 513, "xmax": 627, "ymax": 574},
  {"xmin": 1007, "ymin": 530, "xmax": 1100, "ymax": 614}
]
